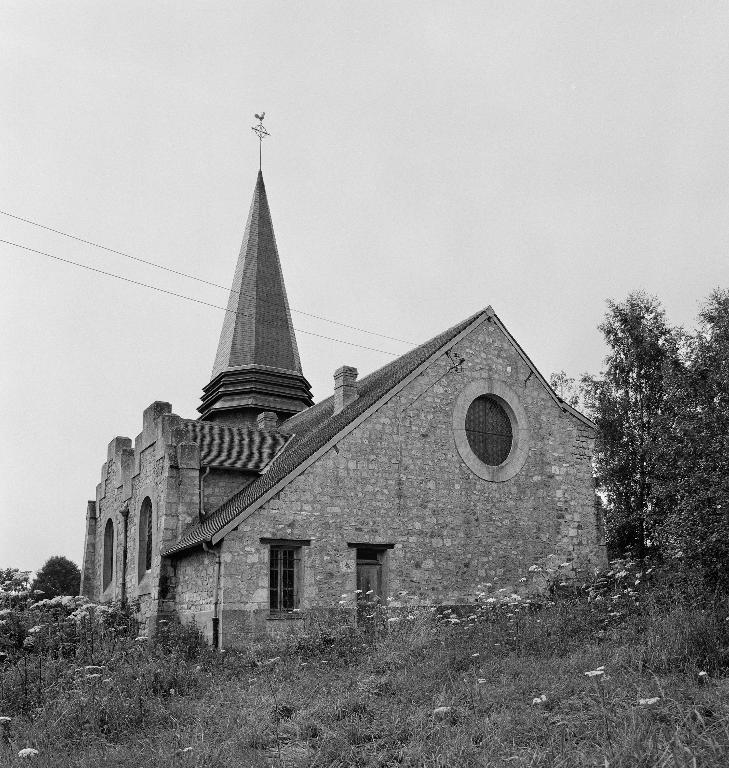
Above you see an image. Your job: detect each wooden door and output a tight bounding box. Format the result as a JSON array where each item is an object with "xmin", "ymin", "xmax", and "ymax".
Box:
[{"xmin": 356, "ymin": 561, "xmax": 382, "ymax": 602}]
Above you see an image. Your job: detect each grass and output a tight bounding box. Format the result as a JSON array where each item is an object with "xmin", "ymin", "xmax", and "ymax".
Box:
[{"xmin": 1, "ymin": 564, "xmax": 729, "ymax": 767}]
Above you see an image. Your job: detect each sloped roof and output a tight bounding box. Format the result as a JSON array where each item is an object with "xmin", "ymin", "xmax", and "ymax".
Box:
[
  {"xmin": 163, "ymin": 309, "xmax": 487, "ymax": 556},
  {"xmin": 163, "ymin": 307, "xmax": 596, "ymax": 557},
  {"xmin": 211, "ymin": 171, "xmax": 302, "ymax": 377},
  {"xmin": 178, "ymin": 420, "xmax": 289, "ymax": 472}
]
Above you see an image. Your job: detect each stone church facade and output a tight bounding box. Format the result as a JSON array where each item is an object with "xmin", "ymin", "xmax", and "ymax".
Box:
[{"xmin": 80, "ymin": 170, "xmax": 604, "ymax": 647}]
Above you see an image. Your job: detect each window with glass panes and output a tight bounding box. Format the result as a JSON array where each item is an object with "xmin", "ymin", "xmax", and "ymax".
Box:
[
  {"xmin": 269, "ymin": 546, "xmax": 300, "ymax": 612},
  {"xmin": 465, "ymin": 395, "xmax": 513, "ymax": 466}
]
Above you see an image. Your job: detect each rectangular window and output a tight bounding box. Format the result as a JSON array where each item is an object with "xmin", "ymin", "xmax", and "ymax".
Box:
[{"xmin": 269, "ymin": 546, "xmax": 300, "ymax": 613}]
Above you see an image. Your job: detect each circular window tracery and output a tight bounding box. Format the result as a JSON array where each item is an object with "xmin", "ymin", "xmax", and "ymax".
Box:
[
  {"xmin": 465, "ymin": 395, "xmax": 513, "ymax": 466},
  {"xmin": 453, "ymin": 379, "xmax": 530, "ymax": 482}
]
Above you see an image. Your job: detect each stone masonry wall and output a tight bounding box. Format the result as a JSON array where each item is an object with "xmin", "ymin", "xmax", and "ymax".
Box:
[
  {"xmin": 82, "ymin": 401, "xmax": 254, "ymax": 635},
  {"xmin": 208, "ymin": 317, "xmax": 604, "ymax": 647}
]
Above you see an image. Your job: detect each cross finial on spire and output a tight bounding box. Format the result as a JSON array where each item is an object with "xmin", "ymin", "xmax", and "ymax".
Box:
[{"xmin": 251, "ymin": 112, "xmax": 269, "ymax": 170}]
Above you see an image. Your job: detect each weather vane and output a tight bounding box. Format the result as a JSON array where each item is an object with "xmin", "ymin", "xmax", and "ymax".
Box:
[{"xmin": 251, "ymin": 112, "xmax": 269, "ymax": 170}]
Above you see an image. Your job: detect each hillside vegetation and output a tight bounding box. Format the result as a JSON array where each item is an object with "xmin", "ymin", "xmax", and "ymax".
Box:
[{"xmin": 2, "ymin": 560, "xmax": 728, "ymax": 767}]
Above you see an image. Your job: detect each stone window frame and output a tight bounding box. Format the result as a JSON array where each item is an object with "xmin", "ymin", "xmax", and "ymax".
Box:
[
  {"xmin": 263, "ymin": 538, "xmax": 310, "ymax": 618},
  {"xmin": 453, "ymin": 378, "xmax": 530, "ymax": 482},
  {"xmin": 102, "ymin": 518, "xmax": 114, "ymax": 594},
  {"xmin": 137, "ymin": 496, "xmax": 154, "ymax": 585}
]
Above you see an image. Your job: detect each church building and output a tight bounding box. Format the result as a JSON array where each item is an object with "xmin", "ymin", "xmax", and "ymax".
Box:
[{"xmin": 80, "ymin": 168, "xmax": 604, "ymax": 647}]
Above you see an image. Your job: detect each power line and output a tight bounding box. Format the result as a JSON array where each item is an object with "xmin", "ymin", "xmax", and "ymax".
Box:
[
  {"xmin": 0, "ymin": 238, "xmax": 400, "ymax": 357},
  {"xmin": 0, "ymin": 208, "xmax": 414, "ymax": 345}
]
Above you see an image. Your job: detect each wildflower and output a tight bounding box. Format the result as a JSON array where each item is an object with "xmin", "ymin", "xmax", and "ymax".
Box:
[
  {"xmin": 519, "ymin": 577, "xmax": 527, "ymax": 583},
  {"xmin": 471, "ymin": 653, "xmax": 480, "ymax": 657},
  {"xmin": 177, "ymin": 747, "xmax": 193, "ymax": 754},
  {"xmin": 432, "ymin": 706, "xmax": 453, "ymax": 720},
  {"xmin": 0, "ymin": 716, "xmax": 11, "ymax": 723},
  {"xmin": 477, "ymin": 678, "xmax": 487, "ymax": 684},
  {"xmin": 559, "ymin": 562, "xmax": 571, "ymax": 568},
  {"xmin": 340, "ymin": 594, "xmax": 348, "ymax": 599},
  {"xmin": 584, "ymin": 666, "xmax": 605, "ymax": 678},
  {"xmin": 485, "ymin": 582, "xmax": 493, "ymax": 587},
  {"xmin": 354, "ymin": 589, "xmax": 362, "ymax": 594},
  {"xmin": 86, "ymin": 674, "xmax": 101, "ymax": 680},
  {"xmin": 18, "ymin": 748, "xmax": 39, "ymax": 758},
  {"xmin": 528, "ymin": 565, "xmax": 541, "ymax": 573},
  {"xmin": 638, "ymin": 697, "xmax": 660, "ymax": 706},
  {"xmin": 135, "ymin": 636, "xmax": 147, "ymax": 642},
  {"xmin": 365, "ymin": 590, "xmax": 374, "ymax": 595},
  {"xmin": 84, "ymin": 665, "xmax": 104, "ymax": 672},
  {"xmin": 532, "ymin": 694, "xmax": 547, "ymax": 705},
  {"xmin": 387, "ymin": 617, "xmax": 400, "ymax": 623}
]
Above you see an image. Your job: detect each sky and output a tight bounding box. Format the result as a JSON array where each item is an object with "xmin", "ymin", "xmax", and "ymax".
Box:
[{"xmin": 1, "ymin": 1, "xmax": 728, "ymax": 573}]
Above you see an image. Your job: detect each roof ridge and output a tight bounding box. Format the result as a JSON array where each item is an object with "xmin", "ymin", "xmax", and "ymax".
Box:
[{"xmin": 164, "ymin": 308, "xmax": 488, "ymax": 556}]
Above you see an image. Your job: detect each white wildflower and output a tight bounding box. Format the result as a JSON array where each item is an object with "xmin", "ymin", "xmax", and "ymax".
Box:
[
  {"xmin": 638, "ymin": 697, "xmax": 660, "ymax": 706},
  {"xmin": 519, "ymin": 577, "xmax": 527, "ymax": 583},
  {"xmin": 477, "ymin": 678, "xmax": 487, "ymax": 684},
  {"xmin": 528, "ymin": 565, "xmax": 541, "ymax": 572},
  {"xmin": 18, "ymin": 748, "xmax": 39, "ymax": 758},
  {"xmin": 584, "ymin": 666, "xmax": 605, "ymax": 678},
  {"xmin": 532, "ymin": 694, "xmax": 547, "ymax": 705}
]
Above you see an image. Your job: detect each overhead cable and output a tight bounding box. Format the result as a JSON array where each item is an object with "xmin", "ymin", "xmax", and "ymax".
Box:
[
  {"xmin": 0, "ymin": 238, "xmax": 400, "ymax": 357},
  {"xmin": 0, "ymin": 209, "xmax": 413, "ymax": 345}
]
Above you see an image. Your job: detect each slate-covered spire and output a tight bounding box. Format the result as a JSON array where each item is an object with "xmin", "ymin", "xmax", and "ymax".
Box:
[{"xmin": 198, "ymin": 171, "xmax": 313, "ymax": 425}]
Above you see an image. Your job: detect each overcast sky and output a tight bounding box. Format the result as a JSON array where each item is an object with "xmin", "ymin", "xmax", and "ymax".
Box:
[{"xmin": 2, "ymin": 1, "xmax": 728, "ymax": 573}]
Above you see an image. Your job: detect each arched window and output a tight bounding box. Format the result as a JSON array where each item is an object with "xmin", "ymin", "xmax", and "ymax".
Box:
[
  {"xmin": 138, "ymin": 497, "xmax": 153, "ymax": 582},
  {"xmin": 102, "ymin": 518, "xmax": 114, "ymax": 591}
]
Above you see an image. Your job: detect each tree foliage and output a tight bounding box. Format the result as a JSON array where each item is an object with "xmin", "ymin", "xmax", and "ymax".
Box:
[
  {"xmin": 582, "ymin": 292, "xmax": 679, "ymax": 560},
  {"xmin": 654, "ymin": 290, "xmax": 729, "ymax": 588},
  {"xmin": 30, "ymin": 556, "xmax": 81, "ymax": 599}
]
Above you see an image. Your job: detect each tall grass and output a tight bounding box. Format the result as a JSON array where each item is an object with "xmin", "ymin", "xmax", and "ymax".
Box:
[{"xmin": 1, "ymin": 561, "xmax": 728, "ymax": 766}]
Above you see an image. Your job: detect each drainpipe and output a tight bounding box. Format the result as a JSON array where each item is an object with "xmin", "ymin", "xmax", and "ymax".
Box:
[
  {"xmin": 199, "ymin": 466, "xmax": 211, "ymax": 521},
  {"xmin": 202, "ymin": 542, "xmax": 221, "ymax": 648},
  {"xmin": 120, "ymin": 505, "xmax": 129, "ymax": 607}
]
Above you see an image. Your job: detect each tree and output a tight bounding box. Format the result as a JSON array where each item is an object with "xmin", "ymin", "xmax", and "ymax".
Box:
[
  {"xmin": 30, "ymin": 556, "xmax": 81, "ymax": 599},
  {"xmin": 549, "ymin": 370, "xmax": 582, "ymax": 408},
  {"xmin": 582, "ymin": 292, "xmax": 680, "ymax": 561},
  {"xmin": 654, "ymin": 290, "xmax": 729, "ymax": 588},
  {"xmin": 0, "ymin": 568, "xmax": 31, "ymax": 606}
]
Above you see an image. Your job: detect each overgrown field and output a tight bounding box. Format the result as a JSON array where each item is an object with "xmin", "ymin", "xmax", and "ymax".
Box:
[{"xmin": 2, "ymin": 562, "xmax": 729, "ymax": 767}]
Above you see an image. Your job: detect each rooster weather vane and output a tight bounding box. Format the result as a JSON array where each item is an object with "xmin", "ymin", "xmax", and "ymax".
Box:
[{"xmin": 251, "ymin": 112, "xmax": 270, "ymax": 170}]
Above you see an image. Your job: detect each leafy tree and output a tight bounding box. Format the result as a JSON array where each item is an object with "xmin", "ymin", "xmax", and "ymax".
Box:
[
  {"xmin": 582, "ymin": 292, "xmax": 680, "ymax": 561},
  {"xmin": 0, "ymin": 568, "xmax": 30, "ymax": 594},
  {"xmin": 30, "ymin": 556, "xmax": 81, "ymax": 599},
  {"xmin": 654, "ymin": 290, "xmax": 729, "ymax": 588},
  {"xmin": 549, "ymin": 370, "xmax": 582, "ymax": 408}
]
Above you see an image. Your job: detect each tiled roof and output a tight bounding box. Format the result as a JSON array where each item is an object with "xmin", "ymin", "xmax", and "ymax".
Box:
[
  {"xmin": 162, "ymin": 310, "xmax": 487, "ymax": 556},
  {"xmin": 211, "ymin": 171, "xmax": 302, "ymax": 378},
  {"xmin": 178, "ymin": 420, "xmax": 289, "ymax": 472}
]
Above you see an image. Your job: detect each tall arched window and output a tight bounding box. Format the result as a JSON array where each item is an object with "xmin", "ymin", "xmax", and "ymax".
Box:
[
  {"xmin": 138, "ymin": 497, "xmax": 153, "ymax": 582},
  {"xmin": 102, "ymin": 518, "xmax": 114, "ymax": 591}
]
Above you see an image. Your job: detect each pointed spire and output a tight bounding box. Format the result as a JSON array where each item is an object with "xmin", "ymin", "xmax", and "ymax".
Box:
[{"xmin": 198, "ymin": 171, "xmax": 313, "ymax": 425}]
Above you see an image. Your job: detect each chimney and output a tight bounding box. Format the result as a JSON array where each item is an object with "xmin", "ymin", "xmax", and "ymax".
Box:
[
  {"xmin": 333, "ymin": 366, "xmax": 358, "ymax": 414},
  {"xmin": 256, "ymin": 411, "xmax": 279, "ymax": 432}
]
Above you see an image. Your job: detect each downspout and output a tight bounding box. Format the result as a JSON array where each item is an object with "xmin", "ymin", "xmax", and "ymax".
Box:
[
  {"xmin": 120, "ymin": 505, "xmax": 129, "ymax": 607},
  {"xmin": 202, "ymin": 542, "xmax": 221, "ymax": 648},
  {"xmin": 199, "ymin": 466, "xmax": 211, "ymax": 521}
]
